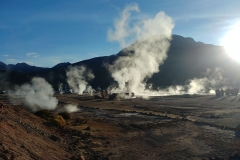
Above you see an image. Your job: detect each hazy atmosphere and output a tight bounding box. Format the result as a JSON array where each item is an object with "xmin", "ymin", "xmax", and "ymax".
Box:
[{"xmin": 1, "ymin": 0, "xmax": 240, "ymax": 67}]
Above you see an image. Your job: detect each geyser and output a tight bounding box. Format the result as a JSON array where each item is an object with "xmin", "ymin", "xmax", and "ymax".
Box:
[
  {"xmin": 13, "ymin": 77, "xmax": 58, "ymax": 111},
  {"xmin": 107, "ymin": 3, "xmax": 174, "ymax": 94},
  {"xmin": 66, "ymin": 65, "xmax": 95, "ymax": 95}
]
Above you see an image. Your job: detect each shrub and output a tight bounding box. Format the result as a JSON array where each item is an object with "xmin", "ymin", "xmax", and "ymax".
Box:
[
  {"xmin": 52, "ymin": 115, "xmax": 66, "ymax": 127},
  {"xmin": 58, "ymin": 111, "xmax": 72, "ymax": 120},
  {"xmin": 35, "ymin": 109, "xmax": 55, "ymax": 121}
]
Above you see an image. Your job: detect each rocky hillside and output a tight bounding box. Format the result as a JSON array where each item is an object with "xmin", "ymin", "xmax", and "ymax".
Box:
[
  {"xmin": 0, "ymin": 95, "xmax": 108, "ymax": 160},
  {"xmin": 0, "ymin": 104, "xmax": 74, "ymax": 159}
]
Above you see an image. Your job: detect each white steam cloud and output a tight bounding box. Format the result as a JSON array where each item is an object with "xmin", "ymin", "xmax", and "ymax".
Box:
[
  {"xmin": 64, "ymin": 104, "xmax": 80, "ymax": 113},
  {"xmin": 187, "ymin": 67, "xmax": 227, "ymax": 94},
  {"xmin": 108, "ymin": 3, "xmax": 140, "ymax": 48},
  {"xmin": 58, "ymin": 82, "xmax": 63, "ymax": 94},
  {"xmin": 108, "ymin": 3, "xmax": 174, "ymax": 94},
  {"xmin": 66, "ymin": 65, "xmax": 95, "ymax": 95},
  {"xmin": 13, "ymin": 77, "xmax": 58, "ymax": 111},
  {"xmin": 142, "ymin": 67, "xmax": 227, "ymax": 96}
]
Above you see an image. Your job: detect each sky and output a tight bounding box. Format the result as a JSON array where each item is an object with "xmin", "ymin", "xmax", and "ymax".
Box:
[{"xmin": 1, "ymin": 0, "xmax": 240, "ymax": 67}]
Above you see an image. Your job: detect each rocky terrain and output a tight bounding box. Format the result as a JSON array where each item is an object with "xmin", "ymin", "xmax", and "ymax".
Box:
[{"xmin": 1, "ymin": 93, "xmax": 240, "ymax": 160}]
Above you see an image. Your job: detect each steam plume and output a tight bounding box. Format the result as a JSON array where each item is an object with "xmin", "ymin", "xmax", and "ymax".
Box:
[
  {"xmin": 58, "ymin": 82, "xmax": 63, "ymax": 94},
  {"xmin": 64, "ymin": 104, "xmax": 80, "ymax": 113},
  {"xmin": 108, "ymin": 3, "xmax": 174, "ymax": 93},
  {"xmin": 66, "ymin": 65, "xmax": 94, "ymax": 95},
  {"xmin": 108, "ymin": 3, "xmax": 139, "ymax": 47},
  {"xmin": 13, "ymin": 77, "xmax": 58, "ymax": 111},
  {"xmin": 152, "ymin": 67, "xmax": 227, "ymax": 96},
  {"xmin": 186, "ymin": 67, "xmax": 227, "ymax": 94}
]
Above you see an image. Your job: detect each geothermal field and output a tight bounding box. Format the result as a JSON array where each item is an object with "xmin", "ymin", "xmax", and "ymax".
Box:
[
  {"xmin": 1, "ymin": 93, "xmax": 240, "ymax": 160},
  {"xmin": 1, "ymin": 3, "xmax": 240, "ymax": 160}
]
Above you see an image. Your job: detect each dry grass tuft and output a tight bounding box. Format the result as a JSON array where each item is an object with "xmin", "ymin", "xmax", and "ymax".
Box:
[
  {"xmin": 52, "ymin": 115, "xmax": 66, "ymax": 127},
  {"xmin": 35, "ymin": 110, "xmax": 68, "ymax": 127}
]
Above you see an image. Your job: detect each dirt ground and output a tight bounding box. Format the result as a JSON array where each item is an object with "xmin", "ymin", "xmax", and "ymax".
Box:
[{"xmin": 1, "ymin": 93, "xmax": 240, "ymax": 160}]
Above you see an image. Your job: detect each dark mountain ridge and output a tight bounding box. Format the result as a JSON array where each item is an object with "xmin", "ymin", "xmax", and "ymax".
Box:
[
  {"xmin": 0, "ymin": 62, "xmax": 49, "ymax": 73},
  {"xmin": 52, "ymin": 62, "xmax": 71, "ymax": 69},
  {"xmin": 1, "ymin": 35, "xmax": 240, "ymax": 90}
]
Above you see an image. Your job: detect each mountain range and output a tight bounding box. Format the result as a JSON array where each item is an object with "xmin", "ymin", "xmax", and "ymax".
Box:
[{"xmin": 1, "ymin": 35, "xmax": 240, "ymax": 90}]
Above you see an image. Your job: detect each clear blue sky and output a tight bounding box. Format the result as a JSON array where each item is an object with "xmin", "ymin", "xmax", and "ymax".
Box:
[{"xmin": 1, "ymin": 0, "xmax": 240, "ymax": 67}]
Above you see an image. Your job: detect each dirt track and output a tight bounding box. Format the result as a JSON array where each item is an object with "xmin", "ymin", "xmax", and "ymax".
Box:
[{"xmin": 1, "ymin": 94, "xmax": 240, "ymax": 159}]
